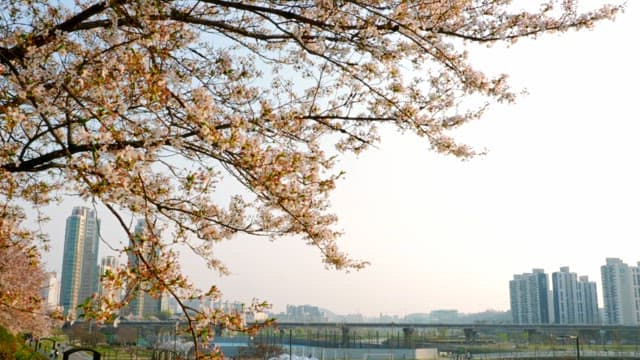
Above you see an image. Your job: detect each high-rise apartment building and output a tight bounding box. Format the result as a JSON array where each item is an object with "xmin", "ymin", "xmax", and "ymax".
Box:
[
  {"xmin": 552, "ymin": 267, "xmax": 579, "ymax": 324},
  {"xmin": 510, "ymin": 269, "xmax": 551, "ymax": 324},
  {"xmin": 633, "ymin": 266, "xmax": 640, "ymax": 323},
  {"xmin": 551, "ymin": 267, "xmax": 599, "ymax": 324},
  {"xmin": 123, "ymin": 219, "xmax": 162, "ymax": 318},
  {"xmin": 577, "ymin": 275, "xmax": 599, "ymax": 324},
  {"xmin": 601, "ymin": 258, "xmax": 638, "ymax": 325},
  {"xmin": 59, "ymin": 207, "xmax": 100, "ymax": 318}
]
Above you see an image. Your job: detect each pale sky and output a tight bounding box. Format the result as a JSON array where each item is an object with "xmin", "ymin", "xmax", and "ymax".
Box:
[{"xmin": 41, "ymin": 1, "xmax": 639, "ymax": 317}]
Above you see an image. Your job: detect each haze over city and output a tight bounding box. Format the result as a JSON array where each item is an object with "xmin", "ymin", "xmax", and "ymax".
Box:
[{"xmin": 39, "ymin": 0, "xmax": 639, "ymax": 318}]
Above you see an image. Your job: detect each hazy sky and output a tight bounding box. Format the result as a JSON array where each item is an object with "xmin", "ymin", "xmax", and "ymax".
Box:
[{"xmin": 41, "ymin": 1, "xmax": 639, "ymax": 317}]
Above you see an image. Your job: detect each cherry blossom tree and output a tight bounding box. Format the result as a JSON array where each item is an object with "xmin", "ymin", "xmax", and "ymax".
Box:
[
  {"xmin": 0, "ymin": 0, "xmax": 620, "ymax": 355},
  {"xmin": 0, "ymin": 205, "xmax": 57, "ymax": 335}
]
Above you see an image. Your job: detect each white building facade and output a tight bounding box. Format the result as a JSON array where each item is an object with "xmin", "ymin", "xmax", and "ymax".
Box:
[
  {"xmin": 41, "ymin": 271, "xmax": 60, "ymax": 311},
  {"xmin": 601, "ymin": 258, "xmax": 638, "ymax": 325}
]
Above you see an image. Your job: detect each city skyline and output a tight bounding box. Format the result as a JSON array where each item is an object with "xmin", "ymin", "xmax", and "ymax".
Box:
[
  {"xmin": 37, "ymin": 1, "xmax": 639, "ymax": 317},
  {"xmin": 50, "ymin": 227, "xmax": 639, "ymax": 318},
  {"xmin": 46, "ymin": 250, "xmax": 640, "ymax": 321}
]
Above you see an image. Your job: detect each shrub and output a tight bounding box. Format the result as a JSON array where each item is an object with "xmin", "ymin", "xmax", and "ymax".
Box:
[{"xmin": 0, "ymin": 326, "xmax": 46, "ymax": 360}]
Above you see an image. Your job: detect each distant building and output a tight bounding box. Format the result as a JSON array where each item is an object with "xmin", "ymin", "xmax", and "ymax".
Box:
[
  {"xmin": 404, "ymin": 313, "xmax": 431, "ymax": 323},
  {"xmin": 601, "ymin": 258, "xmax": 639, "ymax": 324},
  {"xmin": 179, "ymin": 298, "xmax": 262, "ymax": 324},
  {"xmin": 100, "ymin": 255, "xmax": 118, "ymax": 273},
  {"xmin": 99, "ymin": 256, "xmax": 119, "ymax": 295},
  {"xmin": 551, "ymin": 267, "xmax": 599, "ymax": 324},
  {"xmin": 577, "ymin": 275, "xmax": 599, "ymax": 324},
  {"xmin": 59, "ymin": 207, "xmax": 100, "ymax": 318},
  {"xmin": 123, "ymin": 220, "xmax": 162, "ymax": 318},
  {"xmin": 183, "ymin": 298, "xmax": 244, "ymax": 313},
  {"xmin": 510, "ymin": 269, "xmax": 551, "ymax": 324},
  {"xmin": 212, "ymin": 300, "xmax": 245, "ymax": 313},
  {"xmin": 275, "ymin": 305, "xmax": 327, "ymax": 322},
  {"xmin": 342, "ymin": 313, "xmax": 365, "ymax": 322},
  {"xmin": 377, "ymin": 313, "xmax": 402, "ymax": 323},
  {"xmin": 246, "ymin": 311, "xmax": 269, "ymax": 322},
  {"xmin": 458, "ymin": 310, "xmax": 512, "ymax": 324},
  {"xmin": 41, "ymin": 272, "xmax": 60, "ymax": 311},
  {"xmin": 633, "ymin": 266, "xmax": 640, "ymax": 323},
  {"xmin": 166, "ymin": 296, "xmax": 180, "ymax": 314},
  {"xmin": 429, "ymin": 310, "xmax": 459, "ymax": 323},
  {"xmin": 552, "ymin": 267, "xmax": 579, "ymax": 324},
  {"xmin": 211, "ymin": 301, "xmax": 268, "ymax": 323},
  {"xmin": 548, "ymin": 289, "xmax": 555, "ymax": 323}
]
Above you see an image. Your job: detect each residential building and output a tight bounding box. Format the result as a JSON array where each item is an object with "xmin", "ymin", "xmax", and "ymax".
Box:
[
  {"xmin": 632, "ymin": 265, "xmax": 640, "ymax": 324},
  {"xmin": 551, "ymin": 267, "xmax": 599, "ymax": 324},
  {"xmin": 601, "ymin": 258, "xmax": 638, "ymax": 325},
  {"xmin": 552, "ymin": 267, "xmax": 579, "ymax": 324},
  {"xmin": 509, "ymin": 269, "xmax": 551, "ymax": 324},
  {"xmin": 577, "ymin": 275, "xmax": 599, "ymax": 324},
  {"xmin": 59, "ymin": 207, "xmax": 100, "ymax": 318},
  {"xmin": 548, "ymin": 289, "xmax": 555, "ymax": 323}
]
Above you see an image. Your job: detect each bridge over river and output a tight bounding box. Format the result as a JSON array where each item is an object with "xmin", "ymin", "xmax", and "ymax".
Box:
[
  {"xmin": 103, "ymin": 321, "xmax": 640, "ymax": 345},
  {"xmin": 114, "ymin": 321, "xmax": 640, "ymax": 331},
  {"xmin": 110, "ymin": 320, "xmax": 640, "ymax": 344},
  {"xmin": 71, "ymin": 321, "xmax": 640, "ymax": 360}
]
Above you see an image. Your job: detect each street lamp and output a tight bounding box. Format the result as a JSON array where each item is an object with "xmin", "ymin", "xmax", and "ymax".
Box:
[
  {"xmin": 289, "ymin": 328, "xmax": 292, "ymax": 360},
  {"xmin": 174, "ymin": 321, "xmax": 178, "ymax": 359}
]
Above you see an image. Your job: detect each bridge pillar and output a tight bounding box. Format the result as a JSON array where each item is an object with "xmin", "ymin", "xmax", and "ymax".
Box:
[
  {"xmin": 402, "ymin": 327, "xmax": 415, "ymax": 347},
  {"xmin": 341, "ymin": 326, "xmax": 350, "ymax": 347},
  {"xmin": 464, "ymin": 328, "xmax": 477, "ymax": 343},
  {"xmin": 525, "ymin": 328, "xmax": 538, "ymax": 344}
]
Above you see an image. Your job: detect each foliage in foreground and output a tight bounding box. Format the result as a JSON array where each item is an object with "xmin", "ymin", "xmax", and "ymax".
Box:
[
  {"xmin": 0, "ymin": 0, "xmax": 621, "ymax": 357},
  {"xmin": 0, "ymin": 206, "xmax": 58, "ymax": 334},
  {"xmin": 0, "ymin": 326, "xmax": 46, "ymax": 360}
]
